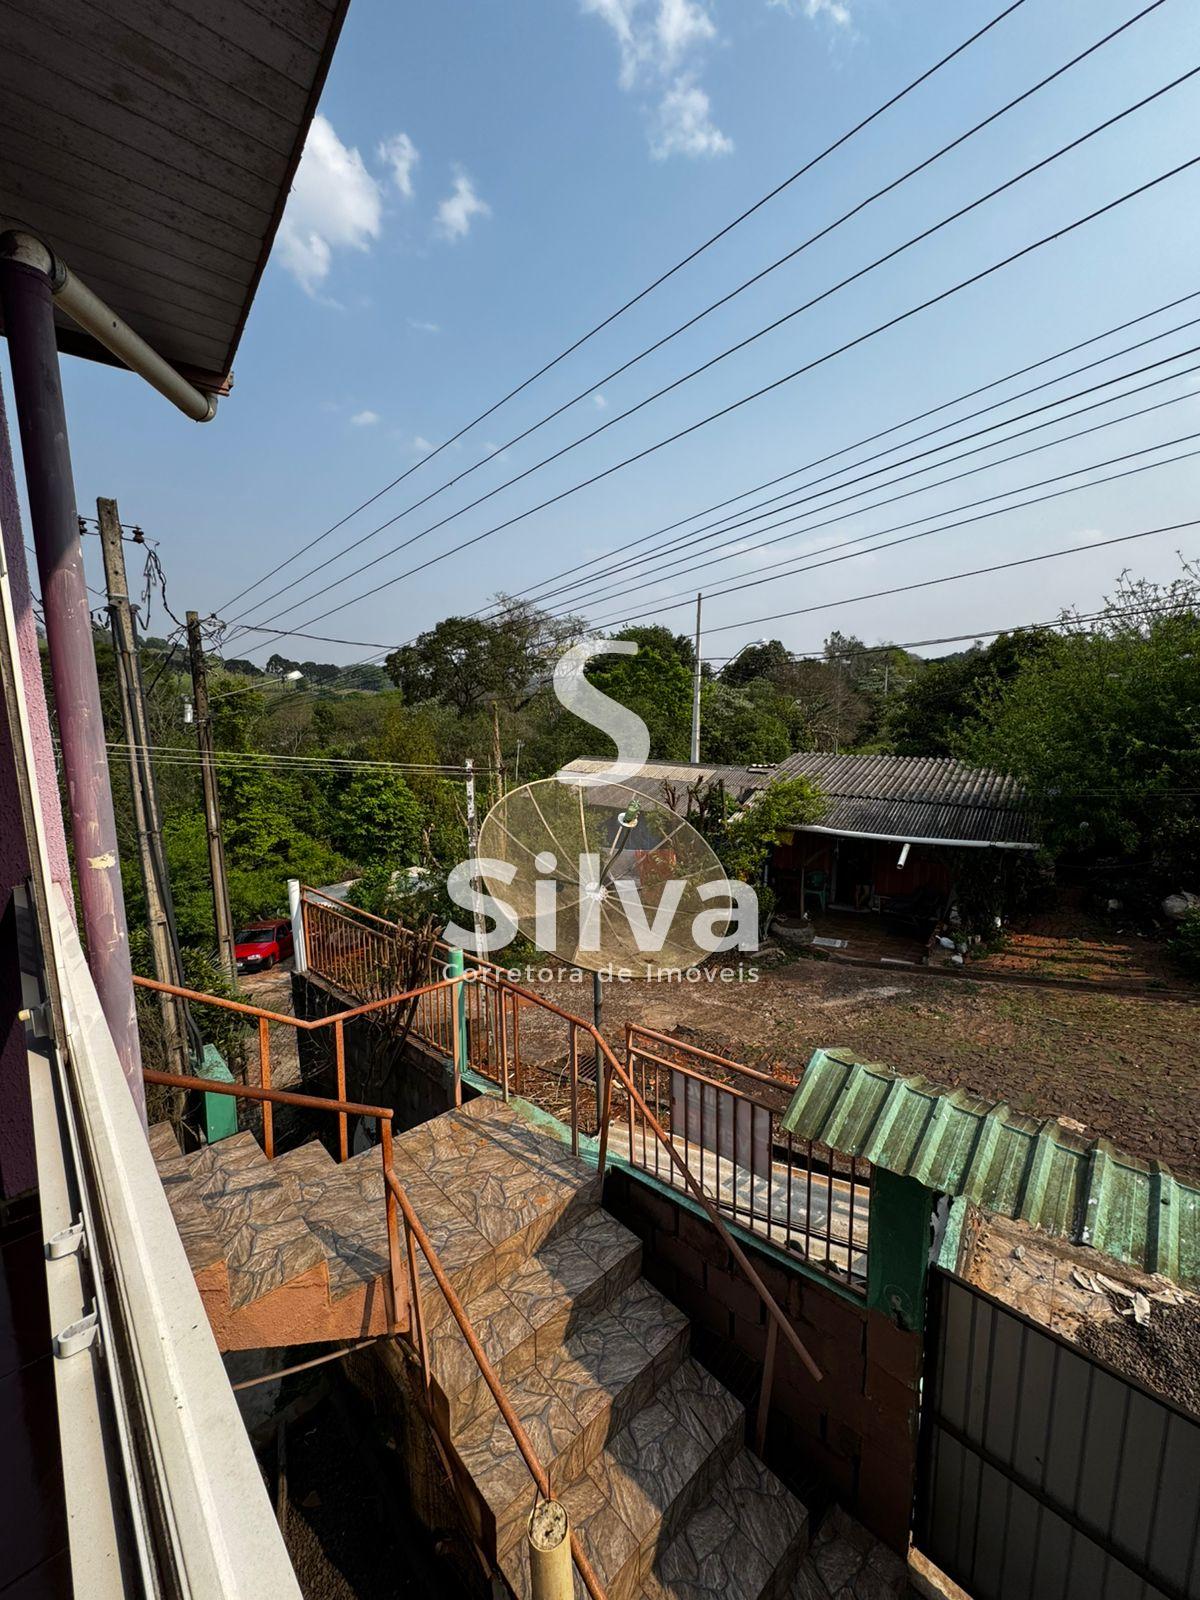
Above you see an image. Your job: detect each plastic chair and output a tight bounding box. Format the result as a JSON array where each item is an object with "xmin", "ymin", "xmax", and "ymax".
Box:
[{"xmin": 803, "ymin": 870, "xmax": 828, "ymax": 913}]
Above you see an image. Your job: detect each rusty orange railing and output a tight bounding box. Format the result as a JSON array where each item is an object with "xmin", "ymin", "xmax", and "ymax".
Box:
[
  {"xmin": 136, "ymin": 968, "xmax": 605, "ymax": 1600},
  {"xmin": 141, "ymin": 1067, "xmax": 408, "ymax": 1329},
  {"xmin": 296, "ymin": 885, "xmax": 829, "ymax": 1436}
]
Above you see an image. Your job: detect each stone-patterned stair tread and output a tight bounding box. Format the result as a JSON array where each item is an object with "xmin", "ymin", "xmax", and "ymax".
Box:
[
  {"xmin": 637, "ymin": 1450, "xmax": 808, "ymax": 1600},
  {"xmin": 500, "ymin": 1357, "xmax": 749, "ymax": 1600},
  {"xmin": 148, "ymin": 1122, "xmax": 224, "ymax": 1276},
  {"xmin": 429, "ymin": 1209, "xmax": 643, "ymax": 1425},
  {"xmin": 186, "ymin": 1131, "xmax": 326, "ymax": 1310},
  {"xmin": 274, "ymin": 1142, "xmax": 392, "ymax": 1300},
  {"xmin": 452, "ymin": 1279, "xmax": 690, "ymax": 1558}
]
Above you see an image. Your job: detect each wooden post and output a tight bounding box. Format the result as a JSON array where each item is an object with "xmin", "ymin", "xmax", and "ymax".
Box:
[
  {"xmin": 187, "ymin": 610, "xmax": 237, "ymax": 983},
  {"xmin": 97, "ymin": 498, "xmax": 189, "ymax": 1076},
  {"xmin": 690, "ymin": 592, "xmax": 702, "ymax": 763}
]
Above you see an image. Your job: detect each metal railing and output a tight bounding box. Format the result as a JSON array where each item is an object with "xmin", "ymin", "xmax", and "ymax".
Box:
[
  {"xmin": 624, "ymin": 1025, "xmax": 870, "ymax": 1287},
  {"xmin": 300, "ymin": 886, "xmax": 870, "ymax": 1289},
  {"xmin": 296, "ymin": 888, "xmax": 827, "ymax": 1447},
  {"xmin": 134, "ymin": 969, "xmax": 604, "ymax": 1599}
]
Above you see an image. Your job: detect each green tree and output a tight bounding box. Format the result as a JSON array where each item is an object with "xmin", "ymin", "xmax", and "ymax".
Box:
[
  {"xmin": 699, "ymin": 680, "xmax": 791, "ymax": 764},
  {"xmin": 332, "ymin": 773, "xmax": 424, "ymax": 867},
  {"xmin": 962, "ymin": 567, "xmax": 1200, "ymax": 878},
  {"xmin": 721, "ymin": 639, "xmax": 791, "ymax": 687}
]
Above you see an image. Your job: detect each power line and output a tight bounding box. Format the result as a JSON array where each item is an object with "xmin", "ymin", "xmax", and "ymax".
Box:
[
  {"xmin": 581, "ymin": 435, "xmax": 1200, "ymax": 631},
  {"xmin": 222, "ymin": 2, "xmax": 1165, "ymax": 635},
  {"xmin": 479, "ymin": 292, "xmax": 1200, "ymax": 617},
  {"xmin": 508, "ymin": 316, "xmax": 1200, "ymax": 614},
  {"xmin": 234, "ymin": 150, "xmax": 1200, "ymax": 656},
  {"xmin": 703, "ymin": 598, "xmax": 1197, "ymax": 662},
  {"xmin": 215, "ymin": 0, "xmax": 1031, "ymax": 618},
  {"xmin": 100, "ymin": 742, "xmax": 469, "ymax": 775},
  {"xmin": 697, "ymin": 518, "xmax": 1200, "ymax": 638},
  {"xmin": 534, "ymin": 352, "xmax": 1200, "ymax": 618},
  {"xmin": 231, "ymin": 72, "xmax": 1197, "ymax": 650}
]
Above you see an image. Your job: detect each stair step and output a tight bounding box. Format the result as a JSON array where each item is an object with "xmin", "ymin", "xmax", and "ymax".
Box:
[
  {"xmin": 428, "ymin": 1209, "xmax": 643, "ymax": 1428},
  {"xmin": 452, "ymin": 1279, "xmax": 690, "ymax": 1560},
  {"xmin": 636, "ymin": 1450, "xmax": 808, "ymax": 1600},
  {"xmin": 186, "ymin": 1131, "xmax": 325, "ymax": 1310},
  {"xmin": 148, "ymin": 1123, "xmax": 224, "ymax": 1278},
  {"xmin": 399, "ymin": 1099, "xmax": 601, "ymax": 1253},
  {"xmin": 273, "ymin": 1142, "xmax": 391, "ymax": 1300},
  {"xmin": 500, "ymin": 1357, "xmax": 747, "ymax": 1600}
]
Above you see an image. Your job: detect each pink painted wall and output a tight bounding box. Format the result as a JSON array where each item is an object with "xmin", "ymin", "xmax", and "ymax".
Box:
[{"xmin": 0, "ymin": 373, "xmax": 72, "ymax": 1199}]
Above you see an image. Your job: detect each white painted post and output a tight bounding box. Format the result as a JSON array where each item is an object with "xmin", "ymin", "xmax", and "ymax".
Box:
[{"xmin": 287, "ymin": 879, "xmax": 307, "ymax": 974}]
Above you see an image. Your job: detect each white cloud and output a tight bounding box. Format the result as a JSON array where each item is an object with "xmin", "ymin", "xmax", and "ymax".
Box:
[
  {"xmin": 378, "ymin": 131, "xmax": 419, "ymax": 198},
  {"xmin": 350, "ymin": 409, "xmax": 380, "ymax": 427},
  {"xmin": 581, "ymin": 0, "xmax": 729, "ymax": 160},
  {"xmin": 407, "ymin": 317, "xmax": 441, "ymax": 334},
  {"xmin": 652, "ymin": 78, "xmax": 733, "ymax": 160},
  {"xmin": 769, "ymin": 0, "xmax": 852, "ymax": 28},
  {"xmin": 593, "ymin": 393, "xmax": 608, "ymax": 409},
  {"xmin": 412, "ymin": 435, "xmax": 434, "ymax": 454},
  {"xmin": 435, "ymin": 168, "xmax": 492, "ymax": 242},
  {"xmin": 656, "ymin": 0, "xmax": 717, "ymax": 66},
  {"xmin": 277, "ymin": 115, "xmax": 383, "ymax": 295}
]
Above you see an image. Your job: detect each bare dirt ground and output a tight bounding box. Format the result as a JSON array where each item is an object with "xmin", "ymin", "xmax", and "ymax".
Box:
[
  {"xmin": 510, "ymin": 953, "xmax": 1200, "ymax": 1181},
  {"xmin": 968, "ymin": 1214, "xmax": 1200, "ymax": 1416},
  {"xmin": 967, "ymin": 902, "xmax": 1187, "ymax": 990}
]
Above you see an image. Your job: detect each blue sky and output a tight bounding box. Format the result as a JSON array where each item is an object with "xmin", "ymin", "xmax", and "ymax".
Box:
[{"xmin": 41, "ymin": 0, "xmax": 1200, "ymax": 665}]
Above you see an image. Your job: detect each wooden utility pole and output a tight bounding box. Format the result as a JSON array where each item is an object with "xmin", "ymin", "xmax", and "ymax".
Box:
[
  {"xmin": 98, "ymin": 499, "xmax": 189, "ymax": 1074},
  {"xmin": 491, "ymin": 702, "xmax": 505, "ymax": 804},
  {"xmin": 689, "ymin": 593, "xmax": 703, "ymax": 763},
  {"xmin": 187, "ymin": 610, "xmax": 238, "ymax": 982}
]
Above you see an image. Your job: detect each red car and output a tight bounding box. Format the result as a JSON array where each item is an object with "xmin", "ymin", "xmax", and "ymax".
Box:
[{"xmin": 234, "ymin": 919, "xmax": 294, "ymax": 972}]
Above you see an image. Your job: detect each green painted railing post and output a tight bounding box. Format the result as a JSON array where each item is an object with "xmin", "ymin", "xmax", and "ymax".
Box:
[
  {"xmin": 448, "ymin": 945, "xmax": 467, "ymax": 1103},
  {"xmin": 866, "ymin": 1167, "xmax": 936, "ymax": 1331}
]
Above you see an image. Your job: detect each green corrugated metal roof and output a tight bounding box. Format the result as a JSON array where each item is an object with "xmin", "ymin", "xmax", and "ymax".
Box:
[{"xmin": 782, "ymin": 1050, "xmax": 1200, "ymax": 1288}]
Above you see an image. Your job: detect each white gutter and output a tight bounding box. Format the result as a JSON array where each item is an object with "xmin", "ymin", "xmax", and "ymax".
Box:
[
  {"xmin": 793, "ymin": 823, "xmax": 1037, "ymax": 850},
  {"xmin": 1, "ymin": 231, "xmax": 216, "ymax": 422}
]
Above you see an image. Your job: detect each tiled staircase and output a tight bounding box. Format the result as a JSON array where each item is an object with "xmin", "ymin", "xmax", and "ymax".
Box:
[{"xmin": 151, "ymin": 1095, "xmax": 810, "ymax": 1600}]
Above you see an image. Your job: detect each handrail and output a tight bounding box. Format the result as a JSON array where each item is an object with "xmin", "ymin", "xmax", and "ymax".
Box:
[
  {"xmin": 133, "ymin": 970, "xmax": 475, "ymax": 1031},
  {"xmin": 142, "ymin": 1055, "xmax": 607, "ymax": 1597},
  {"xmin": 496, "ymin": 981, "xmax": 823, "ymax": 1387},
  {"xmin": 143, "ymin": 1068, "xmax": 406, "ymax": 1332},
  {"xmin": 627, "ymin": 1020, "xmax": 791, "ymax": 1091},
  {"xmin": 387, "ymin": 1169, "xmax": 607, "ymax": 1600}
]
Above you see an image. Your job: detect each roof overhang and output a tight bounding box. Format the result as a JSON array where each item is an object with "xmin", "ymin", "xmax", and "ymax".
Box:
[
  {"xmin": 792, "ymin": 824, "xmax": 1039, "ymax": 851},
  {"xmin": 0, "ymin": 0, "xmax": 350, "ymax": 395}
]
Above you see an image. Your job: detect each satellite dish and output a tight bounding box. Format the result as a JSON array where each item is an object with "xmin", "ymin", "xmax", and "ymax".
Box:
[{"xmin": 478, "ymin": 776, "xmax": 732, "ymax": 976}]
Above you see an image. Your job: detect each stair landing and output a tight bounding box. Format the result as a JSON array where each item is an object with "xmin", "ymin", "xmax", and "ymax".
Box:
[{"xmin": 152, "ymin": 1094, "xmax": 812, "ymax": 1600}]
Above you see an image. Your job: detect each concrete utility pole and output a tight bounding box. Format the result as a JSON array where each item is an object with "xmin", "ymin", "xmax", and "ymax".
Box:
[
  {"xmin": 98, "ymin": 499, "xmax": 189, "ymax": 1074},
  {"xmin": 690, "ymin": 593, "xmax": 703, "ymax": 764},
  {"xmin": 463, "ymin": 757, "xmax": 488, "ymax": 958},
  {"xmin": 186, "ymin": 610, "xmax": 237, "ymax": 982},
  {"xmin": 0, "ymin": 233, "xmax": 144, "ymax": 1115}
]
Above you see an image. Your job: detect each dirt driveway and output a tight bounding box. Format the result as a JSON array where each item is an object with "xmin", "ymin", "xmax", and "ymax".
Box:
[{"xmin": 511, "ymin": 954, "xmax": 1200, "ymax": 1183}]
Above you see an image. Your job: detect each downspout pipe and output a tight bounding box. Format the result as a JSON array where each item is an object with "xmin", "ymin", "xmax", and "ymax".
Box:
[
  {"xmin": 0, "ymin": 231, "xmax": 216, "ymax": 424},
  {"xmin": 0, "ymin": 233, "xmax": 145, "ymax": 1119}
]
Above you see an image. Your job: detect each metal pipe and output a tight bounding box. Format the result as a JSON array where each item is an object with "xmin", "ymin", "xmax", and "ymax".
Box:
[
  {"xmin": 0, "ymin": 233, "xmax": 144, "ymax": 1117},
  {"xmin": 0, "ymin": 232, "xmax": 216, "ymax": 423},
  {"xmin": 690, "ymin": 592, "xmax": 702, "ymax": 762}
]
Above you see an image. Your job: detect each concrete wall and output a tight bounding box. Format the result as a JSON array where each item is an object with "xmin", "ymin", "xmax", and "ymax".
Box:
[{"xmin": 0, "ymin": 377, "xmax": 72, "ymax": 1200}]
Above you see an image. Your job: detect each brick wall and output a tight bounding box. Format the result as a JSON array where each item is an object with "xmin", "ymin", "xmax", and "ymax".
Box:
[{"xmin": 602, "ymin": 1165, "xmax": 922, "ymax": 1553}]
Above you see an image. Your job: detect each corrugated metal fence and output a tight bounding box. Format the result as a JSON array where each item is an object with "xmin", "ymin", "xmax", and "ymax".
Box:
[{"xmin": 916, "ymin": 1268, "xmax": 1200, "ymax": 1600}]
